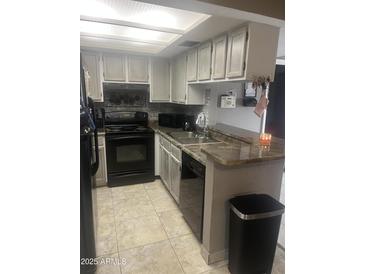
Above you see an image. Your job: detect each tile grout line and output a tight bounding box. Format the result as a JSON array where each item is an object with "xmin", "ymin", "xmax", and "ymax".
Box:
[
  {"xmin": 110, "ymin": 187, "xmax": 123, "ymax": 274},
  {"xmin": 145, "ymin": 180, "xmax": 187, "ymax": 274},
  {"xmin": 145, "ymin": 182, "xmax": 229, "ymax": 274},
  {"xmin": 111, "ymin": 183, "xmax": 171, "ymax": 258}
]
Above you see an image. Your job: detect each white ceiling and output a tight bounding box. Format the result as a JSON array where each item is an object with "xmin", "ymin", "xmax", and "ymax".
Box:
[
  {"xmin": 80, "ymin": 0, "xmax": 211, "ymax": 54},
  {"xmin": 80, "ymin": 0, "xmax": 209, "ymax": 31},
  {"xmin": 80, "ymin": 0, "xmax": 284, "ymax": 57}
]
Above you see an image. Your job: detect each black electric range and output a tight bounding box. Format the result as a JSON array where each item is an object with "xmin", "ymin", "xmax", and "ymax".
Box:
[{"xmin": 104, "ymin": 111, "xmax": 155, "ymax": 187}]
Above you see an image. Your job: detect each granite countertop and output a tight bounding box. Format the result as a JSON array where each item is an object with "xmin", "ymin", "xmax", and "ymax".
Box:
[
  {"xmin": 149, "ymin": 122, "xmax": 209, "ymax": 165},
  {"xmin": 204, "ymin": 123, "xmax": 285, "ymax": 165},
  {"xmin": 150, "ymin": 122, "xmax": 285, "ymax": 167},
  {"xmin": 208, "ymin": 123, "xmax": 285, "ymax": 145}
]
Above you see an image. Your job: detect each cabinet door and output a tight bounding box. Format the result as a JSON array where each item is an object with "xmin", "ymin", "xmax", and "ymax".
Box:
[
  {"xmin": 186, "ymin": 49, "xmax": 198, "ymax": 82},
  {"xmin": 169, "ymin": 155, "xmax": 181, "ymax": 203},
  {"xmin": 82, "ymin": 52, "xmax": 102, "ymax": 101},
  {"xmin": 127, "ymin": 55, "xmax": 149, "ymax": 82},
  {"xmin": 197, "ymin": 42, "xmax": 212, "ymax": 80},
  {"xmin": 171, "ymin": 54, "xmax": 187, "ymax": 103},
  {"xmin": 103, "ymin": 54, "xmax": 126, "ymax": 81},
  {"xmin": 160, "ymin": 146, "xmax": 170, "ymax": 190},
  {"xmin": 150, "ymin": 58, "xmax": 170, "ymax": 102},
  {"xmin": 212, "ymin": 35, "xmax": 227, "ymax": 79},
  {"xmin": 95, "ymin": 145, "xmax": 107, "ymax": 187},
  {"xmin": 154, "ymin": 133, "xmax": 160, "ymax": 176},
  {"xmin": 159, "ymin": 145, "xmax": 165, "ymax": 183},
  {"xmin": 226, "ymin": 27, "xmax": 247, "ymax": 78}
]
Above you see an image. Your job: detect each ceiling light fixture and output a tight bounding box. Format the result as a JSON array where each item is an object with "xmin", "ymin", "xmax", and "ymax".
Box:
[{"xmin": 80, "ymin": 0, "xmax": 210, "ymax": 54}]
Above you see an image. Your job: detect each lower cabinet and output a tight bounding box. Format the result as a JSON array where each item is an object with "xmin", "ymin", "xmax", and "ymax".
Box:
[
  {"xmin": 160, "ymin": 144, "xmax": 171, "ymax": 190},
  {"xmin": 154, "ymin": 133, "xmax": 160, "ymax": 176},
  {"xmin": 94, "ymin": 136, "xmax": 108, "ymax": 187},
  {"xmin": 169, "ymin": 155, "xmax": 181, "ymax": 203},
  {"xmin": 159, "ymin": 135, "xmax": 181, "ymax": 204}
]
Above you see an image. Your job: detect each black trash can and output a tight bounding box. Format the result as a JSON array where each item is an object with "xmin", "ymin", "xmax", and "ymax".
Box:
[{"xmin": 228, "ymin": 194, "xmax": 284, "ymax": 274}]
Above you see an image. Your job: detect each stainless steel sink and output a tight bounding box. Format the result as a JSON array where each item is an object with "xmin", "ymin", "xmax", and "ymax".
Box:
[
  {"xmin": 168, "ymin": 131, "xmax": 220, "ymax": 145},
  {"xmin": 169, "ymin": 131, "xmax": 198, "ymax": 138}
]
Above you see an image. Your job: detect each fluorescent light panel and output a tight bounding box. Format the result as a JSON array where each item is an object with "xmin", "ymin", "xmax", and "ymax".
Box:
[
  {"xmin": 80, "ymin": 21, "xmax": 179, "ymax": 44},
  {"xmin": 80, "ymin": 36, "xmax": 164, "ymax": 54},
  {"xmin": 80, "ymin": 0, "xmax": 210, "ymax": 53},
  {"xmin": 80, "ymin": 0, "xmax": 209, "ymax": 31}
]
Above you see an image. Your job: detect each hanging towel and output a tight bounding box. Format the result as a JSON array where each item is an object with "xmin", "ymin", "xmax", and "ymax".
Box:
[{"xmin": 254, "ymin": 95, "xmax": 269, "ymax": 117}]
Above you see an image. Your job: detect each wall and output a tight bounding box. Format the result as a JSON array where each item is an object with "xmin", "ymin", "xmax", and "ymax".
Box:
[
  {"xmin": 202, "ymin": 158, "xmax": 285, "ymax": 263},
  {"xmin": 98, "ymin": 83, "xmax": 204, "ymax": 120},
  {"xmin": 99, "ymin": 82, "xmax": 262, "ymax": 132},
  {"xmin": 203, "ymin": 82, "xmax": 262, "ymax": 132}
]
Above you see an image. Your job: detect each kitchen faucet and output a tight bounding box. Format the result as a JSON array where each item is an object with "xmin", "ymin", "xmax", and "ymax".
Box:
[{"xmin": 195, "ymin": 112, "xmax": 208, "ymax": 136}]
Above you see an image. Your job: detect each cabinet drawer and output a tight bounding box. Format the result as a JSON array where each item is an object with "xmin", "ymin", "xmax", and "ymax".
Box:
[
  {"xmin": 171, "ymin": 144, "xmax": 181, "ymax": 162},
  {"xmin": 160, "ymin": 136, "xmax": 171, "ymax": 152}
]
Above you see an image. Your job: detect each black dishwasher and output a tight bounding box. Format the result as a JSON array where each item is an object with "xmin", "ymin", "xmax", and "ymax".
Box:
[{"xmin": 179, "ymin": 152, "xmax": 205, "ymax": 242}]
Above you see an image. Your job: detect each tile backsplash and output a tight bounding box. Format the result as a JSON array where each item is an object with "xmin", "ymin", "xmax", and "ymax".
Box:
[{"xmin": 97, "ymin": 83, "xmax": 203, "ymax": 121}]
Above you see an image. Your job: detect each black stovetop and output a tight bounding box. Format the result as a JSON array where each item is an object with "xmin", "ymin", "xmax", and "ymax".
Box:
[
  {"xmin": 103, "ymin": 111, "xmax": 152, "ymax": 134},
  {"xmin": 105, "ymin": 124, "xmax": 153, "ymax": 134}
]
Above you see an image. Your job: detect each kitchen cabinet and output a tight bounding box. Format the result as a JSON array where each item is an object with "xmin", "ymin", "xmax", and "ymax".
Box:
[
  {"xmin": 160, "ymin": 144, "xmax": 170, "ymax": 190},
  {"xmin": 93, "ymin": 136, "xmax": 107, "ymax": 187},
  {"xmin": 81, "ymin": 51, "xmax": 102, "ymax": 101},
  {"xmin": 102, "ymin": 54, "xmax": 126, "ymax": 81},
  {"xmin": 211, "ymin": 35, "xmax": 227, "ymax": 79},
  {"xmin": 169, "ymin": 144, "xmax": 181, "ymax": 204},
  {"xmin": 226, "ymin": 26, "xmax": 247, "ymax": 78},
  {"xmin": 171, "ymin": 54, "xmax": 187, "ymax": 103},
  {"xmin": 243, "ymin": 22, "xmax": 280, "ymax": 81},
  {"xmin": 186, "ymin": 48, "xmax": 198, "ymax": 82},
  {"xmin": 159, "ymin": 136, "xmax": 182, "ymax": 203},
  {"xmin": 197, "ymin": 41, "xmax": 212, "ymax": 80},
  {"xmin": 171, "ymin": 53, "xmax": 205, "ymax": 105},
  {"xmin": 95, "ymin": 145, "xmax": 107, "ymax": 187},
  {"xmin": 169, "ymin": 155, "xmax": 181, "ymax": 203},
  {"xmin": 154, "ymin": 133, "xmax": 160, "ymax": 176},
  {"xmin": 150, "ymin": 58, "xmax": 170, "ymax": 102},
  {"xmin": 127, "ymin": 55, "xmax": 149, "ymax": 83},
  {"xmin": 226, "ymin": 22, "xmax": 279, "ymax": 81}
]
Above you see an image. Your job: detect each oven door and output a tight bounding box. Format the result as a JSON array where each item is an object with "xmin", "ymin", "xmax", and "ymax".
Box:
[{"xmin": 106, "ymin": 133, "xmax": 154, "ymax": 186}]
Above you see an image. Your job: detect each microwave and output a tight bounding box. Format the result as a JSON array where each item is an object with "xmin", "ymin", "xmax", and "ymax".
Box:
[{"xmin": 158, "ymin": 113, "xmax": 185, "ymax": 128}]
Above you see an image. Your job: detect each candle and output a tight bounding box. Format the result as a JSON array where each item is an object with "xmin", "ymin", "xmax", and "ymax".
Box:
[{"xmin": 259, "ymin": 133, "xmax": 272, "ymax": 145}]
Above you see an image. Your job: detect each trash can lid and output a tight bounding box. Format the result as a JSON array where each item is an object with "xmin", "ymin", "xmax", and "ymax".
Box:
[{"xmin": 230, "ymin": 194, "xmax": 284, "ymax": 220}]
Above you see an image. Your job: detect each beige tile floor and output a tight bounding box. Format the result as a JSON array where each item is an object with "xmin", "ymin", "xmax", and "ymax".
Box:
[{"xmin": 94, "ymin": 179, "xmax": 285, "ymax": 274}]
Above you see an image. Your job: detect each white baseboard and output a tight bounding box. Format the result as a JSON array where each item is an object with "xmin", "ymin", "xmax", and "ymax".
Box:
[{"xmin": 201, "ymin": 245, "xmax": 228, "ymax": 265}]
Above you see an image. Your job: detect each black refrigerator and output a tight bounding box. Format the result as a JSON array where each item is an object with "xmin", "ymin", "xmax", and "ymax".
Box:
[{"xmin": 80, "ymin": 57, "xmax": 99, "ymax": 274}]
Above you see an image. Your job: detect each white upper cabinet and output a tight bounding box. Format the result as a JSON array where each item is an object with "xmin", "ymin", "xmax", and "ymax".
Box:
[
  {"xmin": 127, "ymin": 55, "xmax": 149, "ymax": 83},
  {"xmin": 197, "ymin": 41, "xmax": 212, "ymax": 80},
  {"xmin": 171, "ymin": 54, "xmax": 187, "ymax": 104},
  {"xmin": 186, "ymin": 48, "xmax": 198, "ymax": 82},
  {"xmin": 170, "ymin": 53, "xmax": 205, "ymax": 105},
  {"xmin": 150, "ymin": 57, "xmax": 170, "ymax": 102},
  {"xmin": 81, "ymin": 51, "xmax": 102, "ymax": 101},
  {"xmin": 102, "ymin": 54, "xmax": 126, "ymax": 81},
  {"xmin": 243, "ymin": 22, "xmax": 279, "ymax": 81},
  {"xmin": 212, "ymin": 35, "xmax": 227, "ymax": 79},
  {"xmin": 226, "ymin": 26, "xmax": 247, "ymax": 78}
]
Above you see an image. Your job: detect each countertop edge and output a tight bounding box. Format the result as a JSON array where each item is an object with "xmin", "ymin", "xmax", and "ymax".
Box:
[
  {"xmin": 201, "ymin": 146, "xmax": 285, "ymax": 166},
  {"xmin": 150, "ymin": 124, "xmax": 284, "ymax": 167}
]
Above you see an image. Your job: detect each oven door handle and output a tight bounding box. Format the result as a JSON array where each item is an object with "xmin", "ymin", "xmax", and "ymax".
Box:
[{"xmin": 107, "ymin": 135, "xmax": 152, "ymax": 141}]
